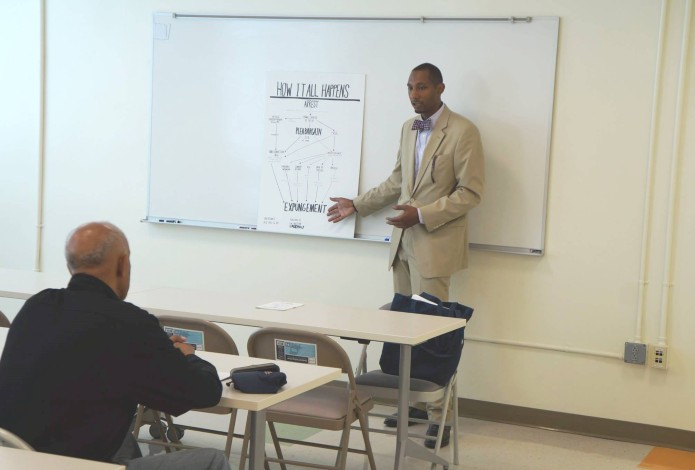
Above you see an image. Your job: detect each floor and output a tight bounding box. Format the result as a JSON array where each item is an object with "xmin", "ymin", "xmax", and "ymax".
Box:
[{"xmin": 136, "ymin": 405, "xmax": 695, "ymax": 469}]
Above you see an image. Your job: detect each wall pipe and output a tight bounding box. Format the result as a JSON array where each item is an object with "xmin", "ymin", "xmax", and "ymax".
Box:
[
  {"xmin": 33, "ymin": 0, "xmax": 47, "ymax": 272},
  {"xmin": 657, "ymin": 0, "xmax": 692, "ymax": 346},
  {"xmin": 465, "ymin": 336, "xmax": 622, "ymax": 360},
  {"xmin": 634, "ymin": 0, "xmax": 669, "ymax": 343}
]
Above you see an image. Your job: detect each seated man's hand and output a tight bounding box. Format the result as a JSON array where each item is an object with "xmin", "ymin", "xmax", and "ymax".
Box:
[{"xmin": 170, "ymin": 334, "xmax": 195, "ymax": 356}]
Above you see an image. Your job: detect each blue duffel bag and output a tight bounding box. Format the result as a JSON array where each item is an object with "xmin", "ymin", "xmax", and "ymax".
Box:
[{"xmin": 379, "ymin": 292, "xmax": 474, "ymax": 386}]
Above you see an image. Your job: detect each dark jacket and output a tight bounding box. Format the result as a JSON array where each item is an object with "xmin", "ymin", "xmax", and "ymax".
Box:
[{"xmin": 0, "ymin": 274, "xmax": 222, "ymax": 462}]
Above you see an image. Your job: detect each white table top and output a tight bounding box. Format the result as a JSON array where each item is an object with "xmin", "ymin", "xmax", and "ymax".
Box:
[
  {"xmin": 127, "ymin": 287, "xmax": 466, "ymax": 345},
  {"xmin": 198, "ymin": 351, "xmax": 340, "ymax": 411},
  {"xmin": 0, "ymin": 267, "xmax": 70, "ymax": 300},
  {"xmin": 0, "ymin": 447, "xmax": 125, "ymax": 469},
  {"xmin": 0, "ymin": 267, "xmax": 153, "ymax": 302},
  {"xmin": 0, "ymin": 269, "xmax": 466, "ymax": 345}
]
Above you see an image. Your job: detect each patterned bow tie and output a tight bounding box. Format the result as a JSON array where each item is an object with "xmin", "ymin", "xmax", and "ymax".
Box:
[{"xmin": 411, "ymin": 119, "xmax": 432, "ymax": 131}]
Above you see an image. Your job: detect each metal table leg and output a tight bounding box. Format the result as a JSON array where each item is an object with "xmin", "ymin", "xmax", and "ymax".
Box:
[{"xmin": 248, "ymin": 410, "xmax": 266, "ymax": 470}]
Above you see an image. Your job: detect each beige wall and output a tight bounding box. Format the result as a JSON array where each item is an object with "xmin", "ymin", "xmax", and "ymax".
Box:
[{"xmin": 2, "ymin": 0, "xmax": 694, "ymax": 431}]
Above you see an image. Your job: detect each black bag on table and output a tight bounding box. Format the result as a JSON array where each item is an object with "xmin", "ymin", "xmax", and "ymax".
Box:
[
  {"xmin": 228, "ymin": 363, "xmax": 287, "ymax": 394},
  {"xmin": 379, "ymin": 292, "xmax": 474, "ymax": 386}
]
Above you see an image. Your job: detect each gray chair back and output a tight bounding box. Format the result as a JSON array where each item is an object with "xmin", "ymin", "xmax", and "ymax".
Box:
[
  {"xmin": 243, "ymin": 327, "xmax": 376, "ymax": 470},
  {"xmin": 248, "ymin": 327, "xmax": 353, "ymax": 381},
  {"xmin": 0, "ymin": 309, "xmax": 10, "ymax": 328},
  {"xmin": 157, "ymin": 315, "xmax": 238, "ymax": 355},
  {"xmin": 0, "ymin": 427, "xmax": 34, "ymax": 450}
]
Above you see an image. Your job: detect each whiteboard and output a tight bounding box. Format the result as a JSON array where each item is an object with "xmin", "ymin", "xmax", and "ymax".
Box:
[{"xmin": 147, "ymin": 14, "xmax": 559, "ymax": 254}]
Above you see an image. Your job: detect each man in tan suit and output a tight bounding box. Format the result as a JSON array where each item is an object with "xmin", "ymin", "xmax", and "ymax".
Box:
[
  {"xmin": 327, "ymin": 63, "xmax": 484, "ymax": 447},
  {"xmin": 328, "ymin": 63, "xmax": 484, "ymax": 302}
]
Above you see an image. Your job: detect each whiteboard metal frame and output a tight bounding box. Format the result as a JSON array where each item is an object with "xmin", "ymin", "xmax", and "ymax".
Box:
[
  {"xmin": 145, "ymin": 14, "xmax": 558, "ymax": 256},
  {"xmin": 172, "ymin": 14, "xmax": 533, "ymax": 23}
]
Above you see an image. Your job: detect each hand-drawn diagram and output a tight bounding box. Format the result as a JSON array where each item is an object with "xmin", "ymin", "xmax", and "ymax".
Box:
[{"xmin": 257, "ymin": 72, "xmax": 365, "ymax": 238}]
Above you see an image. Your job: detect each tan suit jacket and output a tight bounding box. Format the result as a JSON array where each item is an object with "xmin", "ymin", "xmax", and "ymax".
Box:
[{"xmin": 353, "ymin": 105, "xmax": 484, "ymax": 278}]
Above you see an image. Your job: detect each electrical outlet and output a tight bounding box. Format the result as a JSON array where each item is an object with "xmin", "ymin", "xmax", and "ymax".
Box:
[
  {"xmin": 624, "ymin": 342, "xmax": 647, "ymax": 364},
  {"xmin": 650, "ymin": 344, "xmax": 669, "ymax": 369}
]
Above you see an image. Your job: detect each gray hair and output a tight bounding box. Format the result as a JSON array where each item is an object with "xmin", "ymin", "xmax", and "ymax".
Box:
[{"xmin": 65, "ymin": 222, "xmax": 128, "ymax": 271}]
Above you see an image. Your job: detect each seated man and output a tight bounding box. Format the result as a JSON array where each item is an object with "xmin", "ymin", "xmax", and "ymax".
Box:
[{"xmin": 0, "ymin": 222, "xmax": 230, "ymax": 470}]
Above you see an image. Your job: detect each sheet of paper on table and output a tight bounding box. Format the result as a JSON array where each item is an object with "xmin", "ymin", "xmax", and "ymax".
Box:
[{"xmin": 256, "ymin": 301, "xmax": 304, "ymax": 311}]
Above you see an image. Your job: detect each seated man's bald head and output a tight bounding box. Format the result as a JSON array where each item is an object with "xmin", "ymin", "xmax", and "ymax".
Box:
[{"xmin": 65, "ymin": 222, "xmax": 131, "ymax": 299}]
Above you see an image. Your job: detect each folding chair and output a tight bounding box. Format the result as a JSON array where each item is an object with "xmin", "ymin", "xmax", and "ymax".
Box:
[
  {"xmin": 240, "ymin": 327, "xmax": 376, "ymax": 470},
  {"xmin": 131, "ymin": 315, "xmax": 240, "ymax": 457},
  {"xmin": 354, "ymin": 369, "xmax": 459, "ymax": 469},
  {"xmin": 351, "ymin": 302, "xmax": 461, "ymax": 469},
  {"xmin": 0, "ymin": 309, "xmax": 10, "ymax": 328},
  {"xmin": 0, "ymin": 427, "xmax": 34, "ymax": 450}
]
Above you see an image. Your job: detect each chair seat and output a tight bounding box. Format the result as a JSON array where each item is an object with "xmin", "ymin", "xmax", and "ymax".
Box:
[
  {"xmin": 266, "ymin": 386, "xmax": 373, "ymax": 431},
  {"xmin": 195, "ymin": 405, "xmax": 234, "ymax": 415},
  {"xmin": 355, "ymin": 370, "xmax": 445, "ymax": 401}
]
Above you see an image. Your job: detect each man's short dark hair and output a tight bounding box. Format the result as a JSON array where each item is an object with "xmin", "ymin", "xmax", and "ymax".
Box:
[{"xmin": 412, "ymin": 63, "xmax": 443, "ymax": 85}]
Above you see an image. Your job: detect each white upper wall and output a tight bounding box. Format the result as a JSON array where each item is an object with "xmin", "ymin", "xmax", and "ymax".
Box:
[
  {"xmin": 0, "ymin": 1, "xmax": 41, "ymax": 269},
  {"xmin": 3, "ymin": 0, "xmax": 695, "ymax": 431}
]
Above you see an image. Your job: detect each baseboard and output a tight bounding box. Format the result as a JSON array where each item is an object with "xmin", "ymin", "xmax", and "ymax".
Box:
[
  {"xmin": 459, "ymin": 398, "xmax": 695, "ymax": 452},
  {"xmin": 330, "ymin": 379, "xmax": 695, "ymax": 451}
]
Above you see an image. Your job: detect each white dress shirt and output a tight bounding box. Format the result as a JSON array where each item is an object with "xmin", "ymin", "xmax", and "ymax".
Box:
[{"xmin": 414, "ymin": 103, "xmax": 445, "ymax": 223}]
